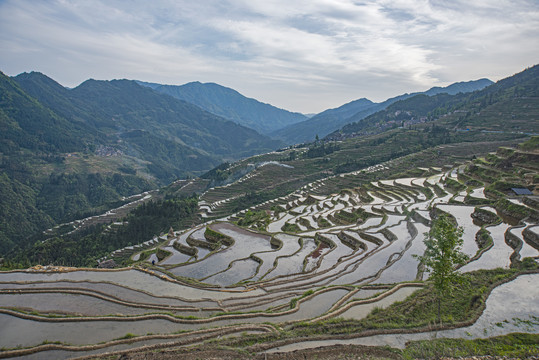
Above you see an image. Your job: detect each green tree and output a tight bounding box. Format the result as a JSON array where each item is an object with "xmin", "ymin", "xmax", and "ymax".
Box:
[{"xmin": 415, "ymin": 214, "xmax": 469, "ymax": 324}]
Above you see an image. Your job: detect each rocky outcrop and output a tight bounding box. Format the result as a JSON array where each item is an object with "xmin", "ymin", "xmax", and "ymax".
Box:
[
  {"xmin": 471, "ymin": 207, "xmax": 501, "ymax": 226},
  {"xmin": 173, "ymin": 242, "xmax": 197, "ymax": 256},
  {"xmin": 97, "ymin": 259, "xmax": 117, "ymax": 269}
]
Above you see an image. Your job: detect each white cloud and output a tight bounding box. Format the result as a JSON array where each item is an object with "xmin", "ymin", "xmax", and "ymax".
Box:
[{"xmin": 0, "ymin": 0, "xmax": 537, "ymax": 113}]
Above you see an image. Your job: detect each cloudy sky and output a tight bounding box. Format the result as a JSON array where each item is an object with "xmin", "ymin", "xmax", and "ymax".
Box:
[{"xmin": 0, "ymin": 0, "xmax": 538, "ymax": 113}]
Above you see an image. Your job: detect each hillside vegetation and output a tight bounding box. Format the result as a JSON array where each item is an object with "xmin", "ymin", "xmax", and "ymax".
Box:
[
  {"xmin": 335, "ymin": 65, "xmax": 539, "ymax": 138},
  {"xmin": 138, "ymin": 80, "xmax": 307, "ymax": 134},
  {"xmin": 272, "ymin": 78, "xmax": 493, "ymax": 144},
  {"xmin": 0, "ymin": 71, "xmax": 281, "ymax": 256}
]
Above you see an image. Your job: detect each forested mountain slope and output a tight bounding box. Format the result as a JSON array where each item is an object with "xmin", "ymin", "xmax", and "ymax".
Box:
[
  {"xmin": 15, "ymin": 73, "xmax": 281, "ymax": 166},
  {"xmin": 333, "ymin": 66, "xmax": 538, "ymax": 138},
  {"xmin": 137, "ymin": 80, "xmax": 307, "ymax": 134},
  {"xmin": 0, "ymin": 71, "xmax": 282, "ymax": 257},
  {"xmin": 273, "ymin": 79, "xmax": 493, "ymax": 145}
]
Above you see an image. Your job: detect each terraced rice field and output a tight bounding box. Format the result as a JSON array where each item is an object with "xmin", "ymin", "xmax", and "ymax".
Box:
[{"xmin": 1, "ymin": 164, "xmax": 538, "ymax": 359}]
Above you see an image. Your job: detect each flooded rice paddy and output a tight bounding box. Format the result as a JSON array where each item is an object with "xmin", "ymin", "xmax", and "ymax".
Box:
[
  {"xmin": 1, "ymin": 168, "xmax": 537, "ymax": 359},
  {"xmin": 265, "ymin": 273, "xmax": 539, "ymax": 353}
]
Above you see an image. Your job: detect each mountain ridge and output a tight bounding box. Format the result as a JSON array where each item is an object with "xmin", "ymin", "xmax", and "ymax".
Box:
[
  {"xmin": 14, "ymin": 73, "xmax": 282, "ymax": 166},
  {"xmin": 333, "ymin": 66, "xmax": 538, "ymax": 138},
  {"xmin": 271, "ymin": 78, "xmax": 494, "ymax": 144},
  {"xmin": 137, "ymin": 80, "xmax": 308, "ymax": 134}
]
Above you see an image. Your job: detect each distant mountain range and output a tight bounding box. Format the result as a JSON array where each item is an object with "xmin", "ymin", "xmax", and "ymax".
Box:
[
  {"xmin": 137, "ymin": 80, "xmax": 307, "ymax": 134},
  {"xmin": 135, "ymin": 78, "xmax": 493, "ymax": 145},
  {"xmin": 271, "ymin": 78, "xmax": 494, "ymax": 144},
  {"xmin": 333, "ymin": 67, "xmax": 538, "ymax": 138}
]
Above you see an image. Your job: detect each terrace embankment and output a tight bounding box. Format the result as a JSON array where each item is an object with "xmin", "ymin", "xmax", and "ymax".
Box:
[{"xmin": 2, "ymin": 138, "xmax": 539, "ymax": 359}]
